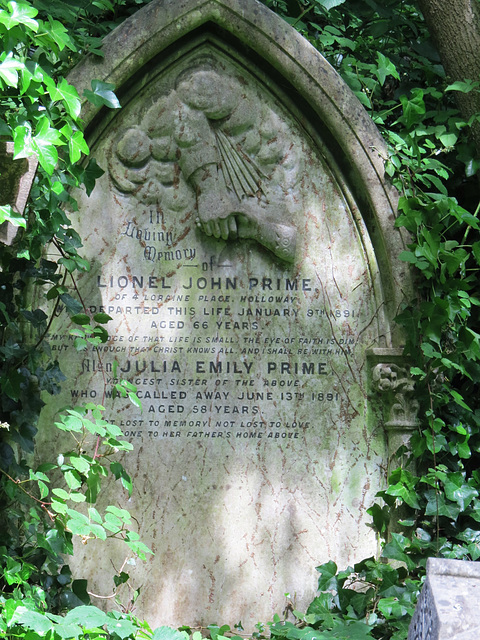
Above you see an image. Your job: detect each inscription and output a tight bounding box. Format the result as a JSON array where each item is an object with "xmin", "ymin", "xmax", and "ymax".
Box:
[
  {"xmin": 44, "ymin": 48, "xmax": 381, "ymax": 462},
  {"xmin": 52, "ymin": 264, "xmax": 355, "ymax": 443}
]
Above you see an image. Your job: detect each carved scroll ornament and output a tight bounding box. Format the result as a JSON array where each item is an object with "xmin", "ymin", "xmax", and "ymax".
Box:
[
  {"xmin": 372, "ymin": 363, "xmax": 419, "ymax": 428},
  {"xmin": 369, "ymin": 351, "xmax": 420, "ymax": 470}
]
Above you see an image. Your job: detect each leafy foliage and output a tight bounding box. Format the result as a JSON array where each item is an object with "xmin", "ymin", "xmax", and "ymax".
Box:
[
  {"xmin": 257, "ymin": 0, "xmax": 480, "ymax": 638},
  {"xmin": 0, "ymin": 0, "xmax": 153, "ymax": 635}
]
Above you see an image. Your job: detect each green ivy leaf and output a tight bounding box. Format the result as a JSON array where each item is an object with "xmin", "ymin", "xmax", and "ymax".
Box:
[
  {"xmin": 315, "ymin": 0, "xmax": 346, "ymax": 10},
  {"xmin": 71, "ymin": 580, "xmax": 90, "ymax": 605},
  {"xmin": 376, "ymin": 52, "xmax": 400, "ymax": 86},
  {"xmin": 71, "ymin": 313, "xmax": 91, "ymax": 325},
  {"xmin": 0, "ymin": 52, "xmax": 24, "ymax": 87},
  {"xmin": 424, "ymin": 489, "xmax": 462, "ymax": 520},
  {"xmin": 315, "ymin": 560, "xmax": 339, "ymax": 591},
  {"xmin": 0, "ymin": 205, "xmax": 26, "ymax": 228},
  {"xmin": 67, "ymin": 131, "xmax": 89, "ymax": 163},
  {"xmin": 84, "ymin": 79, "xmax": 121, "ymax": 109},
  {"xmin": 45, "ymin": 17, "xmax": 76, "ymax": 52},
  {"xmin": 449, "ymin": 389, "xmax": 472, "ymax": 412},
  {"xmin": 51, "ymin": 622, "xmax": 82, "ymax": 639},
  {"xmin": 457, "ymin": 441, "xmax": 471, "ymax": 459},
  {"xmin": 305, "ymin": 593, "xmax": 335, "ymax": 626},
  {"xmin": 20, "ymin": 60, "xmax": 44, "ymax": 94},
  {"xmin": 152, "ymin": 628, "xmax": 191, "ymax": 640},
  {"xmin": 21, "ymin": 308, "xmax": 48, "ymax": 327},
  {"xmin": 382, "ymin": 534, "xmax": 416, "ymax": 570},
  {"xmin": 82, "ymin": 158, "xmax": 105, "ymax": 195},
  {"xmin": 398, "ymin": 250, "xmax": 417, "ymax": 264},
  {"xmin": 2, "ymin": 368, "xmax": 23, "ymax": 401},
  {"xmin": 105, "ymin": 617, "xmax": 137, "ymax": 639},
  {"xmin": 113, "ymin": 571, "xmax": 130, "ymax": 588},
  {"xmin": 438, "ymin": 132, "xmax": 458, "ymax": 148},
  {"xmin": 0, "ymin": 1, "xmax": 38, "ymax": 31},
  {"xmin": 446, "ymin": 79, "xmax": 480, "ymax": 93},
  {"xmin": 64, "ymin": 606, "xmax": 109, "ymax": 629},
  {"xmin": 385, "ymin": 469, "xmax": 421, "ymax": 509},
  {"xmin": 59, "ymin": 257, "xmax": 77, "ymax": 272},
  {"xmin": 444, "ymin": 473, "xmax": 478, "ymax": 510},
  {"xmin": 47, "ymin": 77, "xmax": 81, "ymax": 119},
  {"xmin": 31, "ymin": 116, "xmax": 63, "ymax": 174},
  {"xmin": 12, "ymin": 608, "xmax": 53, "ymax": 635}
]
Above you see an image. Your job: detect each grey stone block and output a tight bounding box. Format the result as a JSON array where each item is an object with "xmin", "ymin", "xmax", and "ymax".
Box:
[{"xmin": 408, "ymin": 558, "xmax": 480, "ymax": 640}]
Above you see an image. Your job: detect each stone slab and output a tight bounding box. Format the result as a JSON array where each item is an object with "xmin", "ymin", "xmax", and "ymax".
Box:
[
  {"xmin": 408, "ymin": 558, "xmax": 480, "ymax": 640},
  {"xmin": 36, "ymin": 0, "xmax": 412, "ymax": 629}
]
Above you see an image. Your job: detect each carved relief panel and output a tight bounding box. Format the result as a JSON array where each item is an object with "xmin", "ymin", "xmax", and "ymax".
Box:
[{"xmin": 109, "ymin": 56, "xmax": 299, "ymax": 262}]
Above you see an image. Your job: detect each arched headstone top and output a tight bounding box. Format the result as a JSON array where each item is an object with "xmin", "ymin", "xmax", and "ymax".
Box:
[{"xmin": 69, "ymin": 0, "xmax": 412, "ymax": 342}]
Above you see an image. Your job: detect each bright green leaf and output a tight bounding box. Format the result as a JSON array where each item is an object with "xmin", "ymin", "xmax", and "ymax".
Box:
[
  {"xmin": 64, "ymin": 606, "xmax": 109, "ymax": 628},
  {"xmin": 152, "ymin": 627, "xmax": 188, "ymax": 640},
  {"xmin": 84, "ymin": 79, "xmax": 121, "ymax": 109},
  {"xmin": 0, "ymin": 52, "xmax": 24, "ymax": 87},
  {"xmin": 0, "ymin": 205, "xmax": 26, "ymax": 228},
  {"xmin": 68, "ymin": 131, "xmax": 89, "ymax": 163},
  {"xmin": 46, "ymin": 17, "xmax": 76, "ymax": 52},
  {"xmin": 13, "ymin": 609, "xmax": 52, "ymax": 635},
  {"xmin": 48, "ymin": 77, "xmax": 82, "ymax": 119}
]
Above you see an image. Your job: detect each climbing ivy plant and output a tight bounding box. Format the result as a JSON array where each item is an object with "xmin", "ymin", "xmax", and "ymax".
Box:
[
  {"xmin": 0, "ymin": 0, "xmax": 155, "ymax": 636},
  {"xmin": 259, "ymin": 0, "xmax": 480, "ymax": 638},
  {"xmin": 2, "ymin": 1, "xmax": 480, "ymax": 640}
]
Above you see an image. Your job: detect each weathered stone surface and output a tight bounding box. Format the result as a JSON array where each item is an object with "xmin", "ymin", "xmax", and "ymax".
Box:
[
  {"xmin": 408, "ymin": 558, "xmax": 480, "ymax": 640},
  {"xmin": 368, "ymin": 348, "xmax": 419, "ymax": 473},
  {"xmin": 68, "ymin": 0, "xmax": 411, "ymax": 335},
  {"xmin": 0, "ymin": 140, "xmax": 38, "ymax": 244},
  {"xmin": 36, "ymin": 0, "xmax": 413, "ymax": 629}
]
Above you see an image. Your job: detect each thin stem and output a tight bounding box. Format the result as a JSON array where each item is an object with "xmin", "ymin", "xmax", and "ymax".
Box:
[
  {"xmin": 53, "ymin": 239, "xmax": 109, "ymax": 404},
  {"xmin": 0, "ymin": 467, "xmax": 51, "ymax": 507},
  {"xmin": 427, "ymin": 383, "xmax": 440, "ymax": 554},
  {"xmin": 33, "ymin": 270, "xmax": 68, "ymax": 352},
  {"xmin": 461, "ymin": 199, "xmax": 480, "ymax": 246},
  {"xmin": 291, "ymin": 3, "xmax": 314, "ymax": 27}
]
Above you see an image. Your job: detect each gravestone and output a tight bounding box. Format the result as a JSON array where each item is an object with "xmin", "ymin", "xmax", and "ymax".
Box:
[
  {"xmin": 37, "ymin": 0, "xmax": 415, "ymax": 629},
  {"xmin": 408, "ymin": 558, "xmax": 480, "ymax": 640}
]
